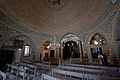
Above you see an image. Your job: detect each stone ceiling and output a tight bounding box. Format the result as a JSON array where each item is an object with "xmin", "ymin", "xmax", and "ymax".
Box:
[{"xmin": 0, "ymin": 0, "xmax": 111, "ymax": 36}]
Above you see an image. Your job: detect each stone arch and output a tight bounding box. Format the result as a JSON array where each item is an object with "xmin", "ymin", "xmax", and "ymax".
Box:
[
  {"xmin": 85, "ymin": 31, "xmax": 108, "ymax": 45},
  {"xmin": 60, "ymin": 33, "xmax": 80, "ymax": 43},
  {"xmin": 40, "ymin": 40, "xmax": 52, "ymax": 61},
  {"xmin": 60, "ymin": 33, "xmax": 83, "ymax": 60},
  {"xmin": 86, "ymin": 32, "xmax": 110, "ymax": 64},
  {"xmin": 90, "ymin": 33, "xmax": 107, "ymax": 45}
]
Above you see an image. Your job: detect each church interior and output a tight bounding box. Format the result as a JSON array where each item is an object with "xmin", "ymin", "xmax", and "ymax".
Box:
[{"xmin": 0, "ymin": 0, "xmax": 120, "ymax": 80}]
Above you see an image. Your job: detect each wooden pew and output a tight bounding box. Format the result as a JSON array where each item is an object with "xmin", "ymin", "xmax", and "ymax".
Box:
[
  {"xmin": 52, "ymin": 68, "xmax": 120, "ymax": 80},
  {"xmin": 52, "ymin": 68, "xmax": 85, "ymax": 80},
  {"xmin": 61, "ymin": 65, "xmax": 120, "ymax": 77},
  {"xmin": 58, "ymin": 65, "xmax": 103, "ymax": 75},
  {"xmin": 7, "ymin": 62, "xmax": 43, "ymax": 80},
  {"xmin": 0, "ymin": 71, "xmax": 6, "ymax": 80},
  {"xmin": 43, "ymin": 61, "xmax": 51, "ymax": 65},
  {"xmin": 20, "ymin": 61, "xmax": 48, "ymax": 78},
  {"xmin": 85, "ymin": 65, "xmax": 119, "ymax": 73},
  {"xmin": 102, "ymin": 70, "xmax": 120, "ymax": 77},
  {"xmin": 21, "ymin": 63, "xmax": 37, "ymax": 80},
  {"xmin": 24, "ymin": 61, "xmax": 35, "ymax": 64},
  {"xmin": 85, "ymin": 73, "xmax": 120, "ymax": 80},
  {"xmin": 64, "ymin": 64, "xmax": 85, "ymax": 68},
  {"xmin": 101, "ymin": 66, "xmax": 118, "ymax": 71},
  {"xmin": 41, "ymin": 73, "xmax": 61, "ymax": 80},
  {"xmin": 20, "ymin": 62, "xmax": 29, "ymax": 67},
  {"xmin": 13, "ymin": 62, "xmax": 40, "ymax": 79},
  {"xmin": 6, "ymin": 64, "xmax": 19, "ymax": 75},
  {"xmin": 17, "ymin": 67, "xmax": 28, "ymax": 80},
  {"xmin": 64, "ymin": 64, "xmax": 119, "ymax": 72},
  {"xmin": 36, "ymin": 62, "xmax": 52, "ymax": 73},
  {"xmin": 6, "ymin": 64, "xmax": 28, "ymax": 80}
]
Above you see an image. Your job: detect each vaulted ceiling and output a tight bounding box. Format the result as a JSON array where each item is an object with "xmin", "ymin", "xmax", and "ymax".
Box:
[{"xmin": 0, "ymin": 0, "xmax": 111, "ymax": 36}]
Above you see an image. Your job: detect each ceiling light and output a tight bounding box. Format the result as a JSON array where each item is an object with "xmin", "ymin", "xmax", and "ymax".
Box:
[
  {"xmin": 72, "ymin": 43, "xmax": 74, "ymax": 45},
  {"xmin": 94, "ymin": 40, "xmax": 98, "ymax": 45},
  {"xmin": 67, "ymin": 43, "xmax": 70, "ymax": 46},
  {"xmin": 47, "ymin": 46, "xmax": 50, "ymax": 49}
]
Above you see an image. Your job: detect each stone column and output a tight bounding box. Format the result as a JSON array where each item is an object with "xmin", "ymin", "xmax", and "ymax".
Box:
[{"xmin": 79, "ymin": 41, "xmax": 83, "ymax": 61}]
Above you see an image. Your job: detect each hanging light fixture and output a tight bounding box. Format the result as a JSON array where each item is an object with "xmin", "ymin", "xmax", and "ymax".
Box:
[
  {"xmin": 94, "ymin": 40, "xmax": 98, "ymax": 45},
  {"xmin": 48, "ymin": 0, "xmax": 61, "ymax": 5}
]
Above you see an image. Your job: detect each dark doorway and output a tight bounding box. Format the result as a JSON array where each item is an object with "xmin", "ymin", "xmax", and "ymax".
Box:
[
  {"xmin": 91, "ymin": 47, "xmax": 103, "ymax": 59},
  {"xmin": 50, "ymin": 50, "xmax": 54, "ymax": 57},
  {"xmin": 63, "ymin": 41, "xmax": 80, "ymax": 60},
  {"xmin": 0, "ymin": 50, "xmax": 14, "ymax": 71},
  {"xmin": 45, "ymin": 53, "xmax": 48, "ymax": 57}
]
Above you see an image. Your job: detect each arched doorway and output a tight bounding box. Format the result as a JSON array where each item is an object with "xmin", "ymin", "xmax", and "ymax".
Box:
[
  {"xmin": 89, "ymin": 33, "xmax": 109, "ymax": 61},
  {"xmin": 41, "ymin": 41, "xmax": 52, "ymax": 61},
  {"xmin": 60, "ymin": 33, "xmax": 82, "ymax": 60},
  {"xmin": 62, "ymin": 41, "xmax": 80, "ymax": 60}
]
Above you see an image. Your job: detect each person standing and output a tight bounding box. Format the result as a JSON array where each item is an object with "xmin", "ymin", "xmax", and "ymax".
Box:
[{"xmin": 98, "ymin": 54, "xmax": 104, "ymax": 65}]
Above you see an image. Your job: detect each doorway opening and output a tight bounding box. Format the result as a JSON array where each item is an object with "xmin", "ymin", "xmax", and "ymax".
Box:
[
  {"xmin": 63, "ymin": 41, "xmax": 80, "ymax": 60},
  {"xmin": 41, "ymin": 41, "xmax": 52, "ymax": 61},
  {"xmin": 50, "ymin": 50, "xmax": 55, "ymax": 57},
  {"xmin": 0, "ymin": 50, "xmax": 14, "ymax": 71}
]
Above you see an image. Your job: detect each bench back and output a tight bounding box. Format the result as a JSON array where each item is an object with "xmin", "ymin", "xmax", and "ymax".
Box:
[
  {"xmin": 64, "ymin": 64, "xmax": 119, "ymax": 71},
  {"xmin": 85, "ymin": 73, "xmax": 120, "ymax": 80},
  {"xmin": 0, "ymin": 71, "xmax": 6, "ymax": 80},
  {"xmin": 59, "ymin": 65, "xmax": 103, "ymax": 75},
  {"xmin": 52, "ymin": 68, "xmax": 85, "ymax": 79},
  {"xmin": 42, "ymin": 73, "xmax": 61, "ymax": 80}
]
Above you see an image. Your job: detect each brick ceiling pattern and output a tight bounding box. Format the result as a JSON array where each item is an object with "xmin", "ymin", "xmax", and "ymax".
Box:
[{"xmin": 0, "ymin": 0, "xmax": 111, "ymax": 36}]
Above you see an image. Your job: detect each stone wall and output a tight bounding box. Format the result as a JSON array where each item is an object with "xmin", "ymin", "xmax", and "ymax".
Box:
[{"xmin": 0, "ymin": 1, "xmax": 120, "ymax": 64}]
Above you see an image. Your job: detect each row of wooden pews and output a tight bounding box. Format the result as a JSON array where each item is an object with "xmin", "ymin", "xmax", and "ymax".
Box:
[
  {"xmin": 5, "ymin": 61, "xmax": 51, "ymax": 80},
  {"xmin": 40, "ymin": 64, "xmax": 120, "ymax": 80},
  {"xmin": 64, "ymin": 64, "xmax": 120, "ymax": 72},
  {"xmin": 58, "ymin": 65, "xmax": 120, "ymax": 78},
  {"xmin": 5, "ymin": 61, "xmax": 120, "ymax": 80}
]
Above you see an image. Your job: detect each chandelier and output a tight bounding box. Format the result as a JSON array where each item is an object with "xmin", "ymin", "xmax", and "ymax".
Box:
[{"xmin": 48, "ymin": 0, "xmax": 61, "ymax": 5}]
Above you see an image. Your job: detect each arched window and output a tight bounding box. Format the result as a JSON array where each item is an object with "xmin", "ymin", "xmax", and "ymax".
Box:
[
  {"xmin": 24, "ymin": 45, "xmax": 31, "ymax": 56},
  {"xmin": 41, "ymin": 41, "xmax": 52, "ymax": 57},
  {"xmin": 90, "ymin": 33, "xmax": 106, "ymax": 45},
  {"xmin": 90, "ymin": 33, "xmax": 107, "ymax": 59}
]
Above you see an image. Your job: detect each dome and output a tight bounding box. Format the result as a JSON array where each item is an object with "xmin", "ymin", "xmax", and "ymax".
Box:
[{"xmin": 0, "ymin": 0, "xmax": 111, "ymax": 36}]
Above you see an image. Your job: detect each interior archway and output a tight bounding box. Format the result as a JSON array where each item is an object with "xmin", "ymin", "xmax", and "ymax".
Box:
[
  {"xmin": 90, "ymin": 33, "xmax": 109, "ymax": 62},
  {"xmin": 41, "ymin": 41, "xmax": 52, "ymax": 61},
  {"xmin": 60, "ymin": 33, "xmax": 82, "ymax": 60},
  {"xmin": 62, "ymin": 41, "xmax": 80, "ymax": 60}
]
